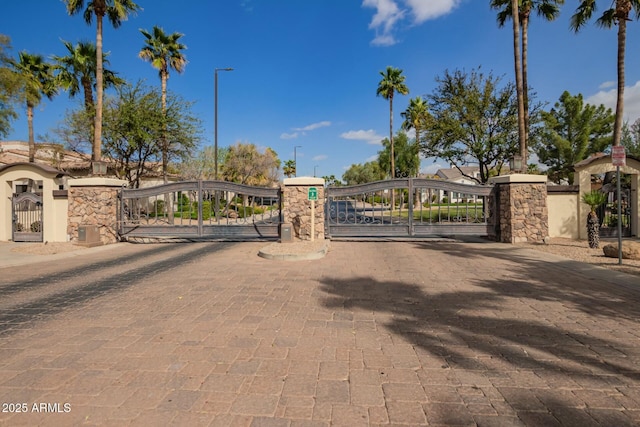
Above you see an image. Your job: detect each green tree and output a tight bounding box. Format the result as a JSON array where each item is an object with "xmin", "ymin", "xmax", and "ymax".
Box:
[
  {"xmin": 322, "ymin": 175, "xmax": 341, "ymax": 187},
  {"xmin": 222, "ymin": 143, "xmax": 281, "ymax": 186},
  {"xmin": 621, "ymin": 118, "xmax": 640, "ymax": 157},
  {"xmin": 378, "ymin": 131, "xmax": 420, "ymax": 178},
  {"xmin": 422, "ymin": 68, "xmax": 522, "ymax": 184},
  {"xmin": 401, "ymin": 96, "xmax": 430, "ymax": 149},
  {"xmin": 178, "ymin": 146, "xmax": 230, "ymax": 180},
  {"xmin": 64, "ymin": 0, "xmax": 141, "ymax": 163},
  {"xmin": 0, "ymin": 35, "xmax": 22, "ymax": 138},
  {"xmin": 533, "ymin": 91, "xmax": 614, "ymax": 184},
  {"xmin": 376, "ymin": 66, "xmax": 409, "ymax": 179},
  {"xmin": 342, "ymin": 161, "xmax": 385, "ymax": 185},
  {"xmin": 139, "ymin": 26, "xmax": 188, "ymax": 183},
  {"xmin": 283, "ymin": 159, "xmax": 296, "ymax": 178},
  {"xmin": 12, "ymin": 52, "xmax": 57, "ymax": 162},
  {"xmin": 491, "ymin": 0, "xmax": 565, "ymax": 160},
  {"xmin": 571, "ymin": 0, "xmax": 640, "ymax": 149},
  {"xmin": 53, "ymin": 40, "xmax": 124, "ymax": 151},
  {"xmin": 53, "ymin": 40, "xmax": 124, "ymax": 113}
]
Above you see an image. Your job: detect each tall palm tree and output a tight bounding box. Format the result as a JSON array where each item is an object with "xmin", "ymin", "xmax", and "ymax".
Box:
[
  {"xmin": 377, "ymin": 66, "xmax": 409, "ymax": 180},
  {"xmin": 491, "ymin": 0, "xmax": 564, "ymax": 160},
  {"xmin": 64, "ymin": 0, "xmax": 140, "ymax": 164},
  {"xmin": 12, "ymin": 52, "xmax": 57, "ymax": 162},
  {"xmin": 401, "ymin": 96, "xmax": 430, "ymax": 177},
  {"xmin": 571, "ymin": 0, "xmax": 640, "ymax": 148},
  {"xmin": 139, "ymin": 26, "xmax": 188, "ymax": 183},
  {"xmin": 53, "ymin": 40, "xmax": 123, "ymax": 113}
]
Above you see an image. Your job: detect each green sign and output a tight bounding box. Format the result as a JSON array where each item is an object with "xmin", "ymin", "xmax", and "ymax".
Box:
[{"xmin": 308, "ymin": 187, "xmax": 318, "ymax": 201}]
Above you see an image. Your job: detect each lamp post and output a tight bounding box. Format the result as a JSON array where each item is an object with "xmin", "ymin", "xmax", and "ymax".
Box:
[
  {"xmin": 314, "ymin": 165, "xmax": 318, "ymax": 177},
  {"xmin": 215, "ymin": 67, "xmax": 233, "ymax": 180},
  {"xmin": 294, "ymin": 145, "xmax": 302, "ymax": 177}
]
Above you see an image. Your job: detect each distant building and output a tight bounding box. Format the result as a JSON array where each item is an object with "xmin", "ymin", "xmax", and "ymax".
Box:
[{"xmin": 432, "ymin": 166, "xmax": 481, "ymax": 203}]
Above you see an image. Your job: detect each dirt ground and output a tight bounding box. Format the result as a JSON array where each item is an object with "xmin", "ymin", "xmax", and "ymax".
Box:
[{"xmin": 9, "ymin": 237, "xmax": 640, "ymax": 278}]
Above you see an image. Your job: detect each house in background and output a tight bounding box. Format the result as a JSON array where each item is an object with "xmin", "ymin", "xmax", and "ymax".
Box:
[
  {"xmin": 0, "ymin": 141, "xmax": 168, "ymax": 189},
  {"xmin": 430, "ymin": 166, "xmax": 481, "ymax": 203}
]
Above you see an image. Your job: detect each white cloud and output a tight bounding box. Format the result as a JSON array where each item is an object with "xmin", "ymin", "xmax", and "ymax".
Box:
[
  {"xmin": 362, "ymin": 0, "xmax": 460, "ymax": 46},
  {"xmin": 405, "ymin": 0, "xmax": 461, "ymax": 23},
  {"xmin": 294, "ymin": 121, "xmax": 331, "ymax": 132},
  {"xmin": 599, "ymin": 81, "xmax": 616, "ymax": 90},
  {"xmin": 340, "ymin": 129, "xmax": 385, "ymax": 145},
  {"xmin": 313, "ymin": 154, "xmax": 328, "ymax": 161},
  {"xmin": 585, "ymin": 80, "xmax": 640, "ymax": 122},
  {"xmin": 280, "ymin": 132, "xmax": 299, "ymax": 140},
  {"xmin": 365, "ymin": 154, "xmax": 379, "ymax": 162}
]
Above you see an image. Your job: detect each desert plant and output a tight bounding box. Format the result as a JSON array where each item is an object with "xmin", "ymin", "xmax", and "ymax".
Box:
[{"xmin": 581, "ymin": 190, "xmax": 607, "ymax": 248}]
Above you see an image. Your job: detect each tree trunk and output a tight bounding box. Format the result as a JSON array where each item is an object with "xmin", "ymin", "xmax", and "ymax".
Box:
[
  {"xmin": 586, "ymin": 210, "xmax": 600, "ymax": 249},
  {"xmin": 94, "ymin": 14, "xmax": 104, "ymax": 163},
  {"xmin": 389, "ymin": 93, "xmax": 395, "ymax": 211},
  {"xmin": 521, "ymin": 13, "xmax": 530, "ymax": 156},
  {"xmin": 613, "ymin": 1, "xmax": 628, "ymax": 147},
  {"xmin": 27, "ymin": 103, "xmax": 34, "ymax": 163},
  {"xmin": 161, "ymin": 69, "xmax": 168, "ymax": 184},
  {"xmin": 511, "ymin": 0, "xmax": 527, "ymax": 170}
]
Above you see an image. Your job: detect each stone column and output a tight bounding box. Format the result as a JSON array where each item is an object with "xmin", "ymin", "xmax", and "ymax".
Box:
[
  {"xmin": 67, "ymin": 178, "xmax": 127, "ymax": 245},
  {"xmin": 282, "ymin": 177, "xmax": 325, "ymax": 241},
  {"xmin": 489, "ymin": 174, "xmax": 548, "ymax": 243}
]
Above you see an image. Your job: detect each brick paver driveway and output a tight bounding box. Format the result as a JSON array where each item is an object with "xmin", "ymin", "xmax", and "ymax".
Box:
[{"xmin": 0, "ymin": 240, "xmax": 639, "ymax": 426}]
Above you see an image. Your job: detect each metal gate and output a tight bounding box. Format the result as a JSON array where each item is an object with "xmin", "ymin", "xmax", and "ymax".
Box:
[
  {"xmin": 325, "ymin": 178, "xmax": 494, "ymax": 238},
  {"xmin": 119, "ymin": 180, "xmax": 281, "ymax": 240},
  {"xmin": 12, "ymin": 192, "xmax": 43, "ymax": 242},
  {"xmin": 598, "ymin": 188, "xmax": 632, "ymax": 237}
]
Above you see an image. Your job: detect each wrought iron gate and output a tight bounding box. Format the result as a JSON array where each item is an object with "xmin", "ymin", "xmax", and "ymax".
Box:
[
  {"xmin": 119, "ymin": 181, "xmax": 281, "ymax": 240},
  {"xmin": 12, "ymin": 192, "xmax": 43, "ymax": 242},
  {"xmin": 598, "ymin": 188, "xmax": 632, "ymax": 237},
  {"xmin": 325, "ymin": 178, "xmax": 494, "ymax": 238}
]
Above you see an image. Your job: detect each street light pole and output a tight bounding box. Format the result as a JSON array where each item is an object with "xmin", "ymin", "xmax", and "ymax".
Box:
[
  {"xmin": 214, "ymin": 67, "xmax": 233, "ymax": 180},
  {"xmin": 294, "ymin": 145, "xmax": 302, "ymax": 177},
  {"xmin": 314, "ymin": 165, "xmax": 318, "ymax": 177}
]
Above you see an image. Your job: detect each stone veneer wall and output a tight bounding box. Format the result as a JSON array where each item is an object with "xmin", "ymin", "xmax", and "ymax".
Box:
[
  {"xmin": 67, "ymin": 178, "xmax": 127, "ymax": 244},
  {"xmin": 493, "ymin": 178, "xmax": 548, "ymax": 243},
  {"xmin": 282, "ymin": 177, "xmax": 325, "ymax": 241}
]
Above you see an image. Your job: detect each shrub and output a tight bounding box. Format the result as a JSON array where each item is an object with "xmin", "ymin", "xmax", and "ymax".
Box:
[{"xmin": 30, "ymin": 221, "xmax": 42, "ymax": 232}]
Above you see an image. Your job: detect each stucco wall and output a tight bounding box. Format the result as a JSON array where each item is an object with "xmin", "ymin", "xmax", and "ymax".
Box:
[{"xmin": 548, "ymin": 192, "xmax": 579, "ymax": 239}]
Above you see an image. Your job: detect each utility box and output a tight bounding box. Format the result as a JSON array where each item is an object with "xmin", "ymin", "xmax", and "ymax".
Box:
[
  {"xmin": 77, "ymin": 225, "xmax": 102, "ymax": 247},
  {"xmin": 280, "ymin": 223, "xmax": 293, "ymax": 243}
]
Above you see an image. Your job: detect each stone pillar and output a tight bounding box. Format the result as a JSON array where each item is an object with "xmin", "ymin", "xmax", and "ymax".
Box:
[
  {"xmin": 489, "ymin": 174, "xmax": 548, "ymax": 243},
  {"xmin": 282, "ymin": 177, "xmax": 325, "ymax": 241},
  {"xmin": 67, "ymin": 178, "xmax": 127, "ymax": 245}
]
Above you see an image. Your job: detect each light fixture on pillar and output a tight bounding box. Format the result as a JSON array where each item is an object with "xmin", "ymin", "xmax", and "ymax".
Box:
[{"xmin": 510, "ymin": 154, "xmax": 523, "ymax": 173}]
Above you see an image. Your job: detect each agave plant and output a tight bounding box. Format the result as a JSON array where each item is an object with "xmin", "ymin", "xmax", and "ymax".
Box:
[{"xmin": 581, "ymin": 190, "xmax": 607, "ymax": 249}]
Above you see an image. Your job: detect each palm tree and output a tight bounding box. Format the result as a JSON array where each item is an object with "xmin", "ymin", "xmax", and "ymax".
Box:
[
  {"xmin": 582, "ymin": 190, "xmax": 608, "ymax": 248},
  {"xmin": 53, "ymin": 40, "xmax": 123, "ymax": 113},
  {"xmin": 64, "ymin": 0, "xmax": 140, "ymax": 164},
  {"xmin": 283, "ymin": 160, "xmax": 296, "ymax": 178},
  {"xmin": 139, "ymin": 26, "xmax": 188, "ymax": 183},
  {"xmin": 491, "ymin": 0, "xmax": 564, "ymax": 160},
  {"xmin": 571, "ymin": 1, "xmax": 640, "ymax": 148},
  {"xmin": 401, "ymin": 97, "xmax": 430, "ymax": 177},
  {"xmin": 376, "ymin": 66, "xmax": 409, "ymax": 180},
  {"xmin": 12, "ymin": 52, "xmax": 57, "ymax": 162}
]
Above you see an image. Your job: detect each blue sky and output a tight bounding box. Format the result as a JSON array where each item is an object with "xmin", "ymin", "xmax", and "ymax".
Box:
[{"xmin": 2, "ymin": 0, "xmax": 639, "ymax": 179}]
